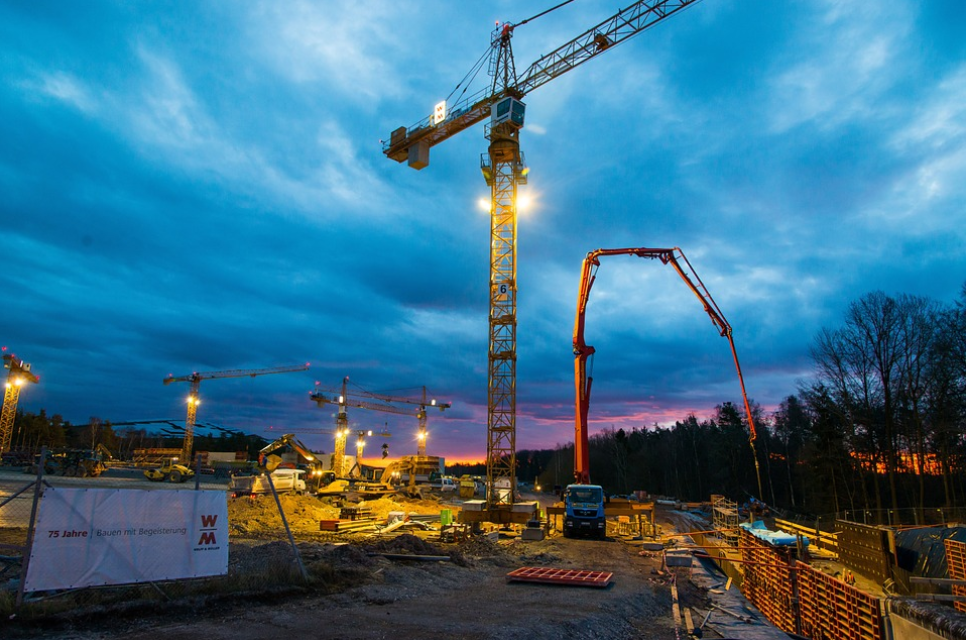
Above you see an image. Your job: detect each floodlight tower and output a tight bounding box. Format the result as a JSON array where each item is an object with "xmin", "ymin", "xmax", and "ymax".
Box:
[{"xmin": 1, "ymin": 349, "xmax": 39, "ymax": 455}]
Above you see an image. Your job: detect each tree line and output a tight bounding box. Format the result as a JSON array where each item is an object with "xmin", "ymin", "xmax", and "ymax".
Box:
[{"xmin": 532, "ymin": 285, "xmax": 966, "ymax": 526}]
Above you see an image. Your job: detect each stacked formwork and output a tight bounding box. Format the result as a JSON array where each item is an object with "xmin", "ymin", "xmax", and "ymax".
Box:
[
  {"xmin": 796, "ymin": 562, "xmax": 884, "ymax": 640},
  {"xmin": 738, "ymin": 527, "xmax": 798, "ymax": 633},
  {"xmin": 944, "ymin": 538, "xmax": 966, "ymax": 613},
  {"xmin": 739, "ymin": 527, "xmax": 886, "ymax": 640}
]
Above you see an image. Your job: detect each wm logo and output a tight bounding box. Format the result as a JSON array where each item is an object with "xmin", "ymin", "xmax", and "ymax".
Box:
[{"xmin": 198, "ymin": 513, "xmax": 218, "ymax": 545}]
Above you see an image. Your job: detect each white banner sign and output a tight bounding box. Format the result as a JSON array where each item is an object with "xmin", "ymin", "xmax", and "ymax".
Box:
[{"xmin": 25, "ymin": 487, "xmax": 228, "ymax": 592}]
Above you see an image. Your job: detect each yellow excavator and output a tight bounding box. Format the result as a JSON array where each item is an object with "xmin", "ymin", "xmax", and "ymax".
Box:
[{"xmin": 256, "ymin": 433, "xmax": 334, "ymax": 493}]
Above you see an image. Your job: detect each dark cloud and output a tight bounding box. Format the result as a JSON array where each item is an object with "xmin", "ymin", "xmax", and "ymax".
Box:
[{"xmin": 1, "ymin": 1, "xmax": 964, "ymax": 461}]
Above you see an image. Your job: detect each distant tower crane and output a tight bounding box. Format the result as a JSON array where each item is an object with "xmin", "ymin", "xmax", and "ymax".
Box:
[
  {"xmin": 163, "ymin": 363, "xmax": 310, "ymax": 462},
  {"xmin": 383, "ymin": 0, "xmax": 701, "ymax": 511},
  {"xmin": 1, "ymin": 348, "xmax": 39, "ymax": 456},
  {"xmin": 310, "ymin": 377, "xmax": 450, "ymax": 478},
  {"xmin": 573, "ymin": 247, "xmax": 763, "ymax": 499}
]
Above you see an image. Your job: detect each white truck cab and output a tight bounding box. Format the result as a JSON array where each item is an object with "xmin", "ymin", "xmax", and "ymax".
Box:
[{"xmin": 230, "ymin": 468, "xmax": 307, "ymax": 496}]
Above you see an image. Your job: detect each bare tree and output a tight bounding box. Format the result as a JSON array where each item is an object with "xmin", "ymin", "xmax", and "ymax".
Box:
[{"xmin": 894, "ymin": 295, "xmax": 941, "ymax": 522}]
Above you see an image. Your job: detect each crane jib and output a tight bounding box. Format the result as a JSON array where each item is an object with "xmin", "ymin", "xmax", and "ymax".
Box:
[{"xmin": 382, "ymin": 0, "xmax": 702, "ymax": 165}]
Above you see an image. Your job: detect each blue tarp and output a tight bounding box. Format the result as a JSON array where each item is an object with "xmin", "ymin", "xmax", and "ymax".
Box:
[{"xmin": 740, "ymin": 520, "xmax": 810, "ymax": 547}]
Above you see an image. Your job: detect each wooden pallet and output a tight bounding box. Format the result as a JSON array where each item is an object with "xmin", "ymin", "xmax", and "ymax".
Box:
[
  {"xmin": 505, "ymin": 567, "xmax": 612, "ymax": 588},
  {"xmin": 319, "ymin": 518, "xmax": 377, "ymax": 532}
]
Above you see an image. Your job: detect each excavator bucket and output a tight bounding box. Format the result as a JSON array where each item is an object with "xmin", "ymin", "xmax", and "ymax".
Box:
[{"xmin": 263, "ymin": 454, "xmax": 282, "ymax": 473}]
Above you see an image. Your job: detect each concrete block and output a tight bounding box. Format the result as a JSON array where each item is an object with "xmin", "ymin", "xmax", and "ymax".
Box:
[
  {"xmin": 665, "ymin": 551, "xmax": 693, "ymax": 567},
  {"xmin": 521, "ymin": 528, "xmax": 545, "ymax": 541}
]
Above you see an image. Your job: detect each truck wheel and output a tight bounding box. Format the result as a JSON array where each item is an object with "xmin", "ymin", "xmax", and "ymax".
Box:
[{"xmin": 169, "ymin": 470, "xmax": 183, "ymax": 483}]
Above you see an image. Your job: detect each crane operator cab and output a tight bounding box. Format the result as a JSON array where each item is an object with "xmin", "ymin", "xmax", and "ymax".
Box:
[
  {"xmin": 491, "ymin": 96, "xmax": 525, "ymax": 129},
  {"xmin": 563, "ymin": 484, "xmax": 606, "ymax": 539}
]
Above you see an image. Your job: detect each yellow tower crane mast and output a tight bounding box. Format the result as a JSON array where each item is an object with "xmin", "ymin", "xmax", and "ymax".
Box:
[
  {"xmin": 163, "ymin": 363, "xmax": 310, "ymax": 462},
  {"xmin": 310, "ymin": 376, "xmax": 450, "ymax": 477},
  {"xmin": 1, "ymin": 349, "xmax": 39, "ymax": 456},
  {"xmin": 383, "ymin": 0, "xmax": 701, "ymax": 511}
]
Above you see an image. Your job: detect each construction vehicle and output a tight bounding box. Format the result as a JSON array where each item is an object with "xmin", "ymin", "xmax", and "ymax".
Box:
[
  {"xmin": 163, "ymin": 363, "xmax": 310, "ymax": 463},
  {"xmin": 572, "ymin": 246, "xmax": 763, "ymax": 499},
  {"xmin": 563, "ymin": 484, "xmax": 606, "ymax": 539},
  {"xmin": 459, "ymin": 475, "xmax": 478, "ymax": 499},
  {"xmin": 63, "ymin": 445, "xmax": 113, "ymax": 477},
  {"xmin": 1, "ymin": 349, "xmax": 39, "ymax": 457},
  {"xmin": 254, "ymin": 433, "xmax": 333, "ymax": 493},
  {"xmin": 345, "ymin": 428, "xmax": 391, "ymax": 480},
  {"xmin": 230, "ymin": 468, "xmax": 307, "ymax": 497},
  {"xmin": 24, "ymin": 446, "xmax": 112, "ymax": 477},
  {"xmin": 382, "ymin": 0, "xmax": 699, "ymax": 515},
  {"xmin": 144, "ymin": 458, "xmax": 195, "ymax": 483}
]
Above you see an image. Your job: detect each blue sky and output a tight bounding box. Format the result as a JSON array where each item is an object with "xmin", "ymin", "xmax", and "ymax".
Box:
[{"xmin": 2, "ymin": 1, "xmax": 964, "ymax": 461}]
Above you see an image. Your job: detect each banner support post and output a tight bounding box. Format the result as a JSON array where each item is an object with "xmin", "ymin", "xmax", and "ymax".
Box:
[
  {"xmin": 266, "ymin": 473, "xmax": 308, "ymax": 582},
  {"xmin": 17, "ymin": 446, "xmax": 47, "ymax": 608}
]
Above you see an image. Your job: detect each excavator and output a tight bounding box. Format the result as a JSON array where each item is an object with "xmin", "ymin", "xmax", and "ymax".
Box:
[
  {"xmin": 572, "ymin": 246, "xmax": 763, "ymax": 503},
  {"xmin": 254, "ymin": 433, "xmax": 335, "ymax": 493}
]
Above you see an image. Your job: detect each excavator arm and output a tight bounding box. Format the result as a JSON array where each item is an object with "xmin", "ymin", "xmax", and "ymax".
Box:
[
  {"xmin": 258, "ymin": 433, "xmax": 319, "ymax": 470},
  {"xmin": 572, "ymin": 247, "xmax": 761, "ymax": 498}
]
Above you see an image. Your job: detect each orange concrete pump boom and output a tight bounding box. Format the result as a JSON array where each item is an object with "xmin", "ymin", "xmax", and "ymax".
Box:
[{"xmin": 572, "ymin": 247, "xmax": 762, "ymax": 498}]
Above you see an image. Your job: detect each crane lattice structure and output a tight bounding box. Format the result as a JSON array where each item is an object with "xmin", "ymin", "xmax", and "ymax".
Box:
[
  {"xmin": 383, "ymin": 0, "xmax": 701, "ymax": 510},
  {"xmin": 163, "ymin": 363, "xmax": 310, "ymax": 462},
  {"xmin": 1, "ymin": 349, "xmax": 39, "ymax": 455},
  {"xmin": 310, "ymin": 377, "xmax": 450, "ymax": 478}
]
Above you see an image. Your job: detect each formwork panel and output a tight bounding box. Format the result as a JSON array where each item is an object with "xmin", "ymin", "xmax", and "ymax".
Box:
[
  {"xmin": 739, "ymin": 528, "xmax": 797, "ymax": 633},
  {"xmin": 944, "ymin": 538, "xmax": 966, "ymax": 613},
  {"xmin": 796, "ymin": 560, "xmax": 885, "ymax": 640},
  {"xmin": 837, "ymin": 520, "xmax": 893, "ymax": 584}
]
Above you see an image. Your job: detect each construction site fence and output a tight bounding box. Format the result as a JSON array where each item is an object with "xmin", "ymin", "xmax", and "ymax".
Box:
[
  {"xmin": 797, "ymin": 507, "xmax": 966, "ymax": 529},
  {"xmin": 0, "ymin": 449, "xmax": 321, "ymax": 617}
]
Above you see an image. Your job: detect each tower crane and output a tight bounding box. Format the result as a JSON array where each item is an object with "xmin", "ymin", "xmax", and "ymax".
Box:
[
  {"xmin": 383, "ymin": 0, "xmax": 701, "ymax": 511},
  {"xmin": 1, "ymin": 348, "xmax": 39, "ymax": 456},
  {"xmin": 163, "ymin": 363, "xmax": 310, "ymax": 462},
  {"xmin": 309, "ymin": 376, "xmax": 450, "ymax": 477},
  {"xmin": 573, "ymin": 247, "xmax": 763, "ymax": 499}
]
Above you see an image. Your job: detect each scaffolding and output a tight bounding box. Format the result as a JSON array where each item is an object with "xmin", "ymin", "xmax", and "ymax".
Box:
[{"xmin": 712, "ymin": 494, "xmax": 741, "ymax": 544}]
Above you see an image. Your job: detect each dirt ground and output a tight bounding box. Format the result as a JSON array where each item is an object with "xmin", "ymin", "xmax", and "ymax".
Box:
[{"xmin": 8, "ymin": 493, "xmax": 718, "ymax": 640}]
